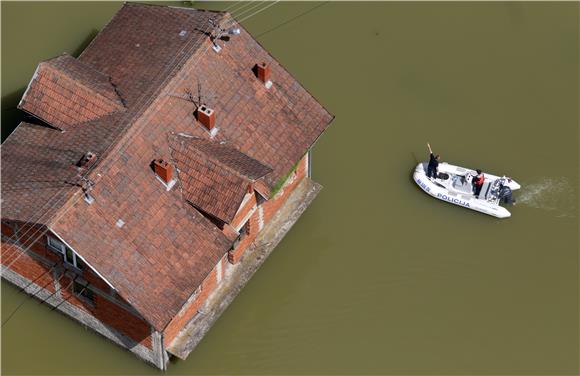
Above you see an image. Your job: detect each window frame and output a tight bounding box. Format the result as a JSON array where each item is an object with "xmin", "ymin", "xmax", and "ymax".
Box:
[
  {"xmin": 72, "ymin": 281, "xmax": 95, "ymax": 304},
  {"xmin": 232, "ymin": 220, "xmax": 250, "ymax": 250},
  {"xmin": 47, "ymin": 236, "xmax": 65, "ymax": 254},
  {"xmin": 47, "ymin": 236, "xmax": 84, "ymax": 270}
]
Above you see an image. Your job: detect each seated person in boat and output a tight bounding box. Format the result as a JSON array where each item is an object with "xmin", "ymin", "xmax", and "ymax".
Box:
[
  {"xmin": 426, "ymin": 143, "xmax": 440, "ymax": 180},
  {"xmin": 473, "ymin": 169, "xmax": 485, "ymax": 196}
]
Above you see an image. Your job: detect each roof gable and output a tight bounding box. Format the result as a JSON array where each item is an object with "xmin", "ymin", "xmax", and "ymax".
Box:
[{"xmin": 18, "ymin": 54, "xmax": 125, "ymax": 130}]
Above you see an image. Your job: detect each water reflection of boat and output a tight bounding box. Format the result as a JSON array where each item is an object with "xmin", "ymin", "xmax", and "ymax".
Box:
[{"xmin": 413, "ymin": 162, "xmax": 521, "ymax": 218}]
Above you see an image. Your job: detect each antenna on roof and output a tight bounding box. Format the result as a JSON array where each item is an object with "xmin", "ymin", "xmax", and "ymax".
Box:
[
  {"xmin": 77, "ymin": 175, "xmax": 95, "ymax": 204},
  {"xmin": 168, "ymin": 82, "xmax": 216, "ymax": 110},
  {"xmin": 209, "ymin": 17, "xmax": 241, "ymax": 53},
  {"xmin": 169, "ymin": 81, "xmax": 218, "ymax": 135},
  {"xmin": 195, "ymin": 81, "xmax": 203, "ymax": 107},
  {"xmin": 196, "ymin": 81, "xmax": 217, "ymax": 107}
]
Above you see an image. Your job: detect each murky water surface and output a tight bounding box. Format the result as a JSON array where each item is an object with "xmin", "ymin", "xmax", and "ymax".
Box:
[{"xmin": 2, "ymin": 2, "xmax": 578, "ymax": 374}]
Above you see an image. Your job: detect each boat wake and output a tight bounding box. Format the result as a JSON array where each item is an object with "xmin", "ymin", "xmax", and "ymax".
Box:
[{"xmin": 517, "ymin": 177, "xmax": 577, "ymax": 217}]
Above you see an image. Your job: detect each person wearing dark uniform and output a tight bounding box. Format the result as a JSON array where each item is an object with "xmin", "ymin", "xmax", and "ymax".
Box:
[
  {"xmin": 427, "ymin": 143, "xmax": 440, "ymax": 180},
  {"xmin": 473, "ymin": 169, "xmax": 485, "ymax": 197}
]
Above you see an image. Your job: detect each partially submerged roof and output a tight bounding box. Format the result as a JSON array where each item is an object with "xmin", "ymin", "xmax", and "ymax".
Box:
[
  {"xmin": 1, "ymin": 2, "xmax": 333, "ymax": 331},
  {"xmin": 169, "ymin": 134, "xmax": 272, "ymax": 223},
  {"xmin": 18, "ymin": 54, "xmax": 125, "ymax": 130}
]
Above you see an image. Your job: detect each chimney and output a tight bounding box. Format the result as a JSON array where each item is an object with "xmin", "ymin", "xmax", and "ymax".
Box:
[
  {"xmin": 255, "ymin": 62, "xmax": 272, "ymax": 89},
  {"xmin": 153, "ymin": 159, "xmax": 173, "ymax": 184},
  {"xmin": 196, "ymin": 105, "xmax": 215, "ymax": 130},
  {"xmin": 77, "ymin": 152, "xmax": 97, "ymax": 169}
]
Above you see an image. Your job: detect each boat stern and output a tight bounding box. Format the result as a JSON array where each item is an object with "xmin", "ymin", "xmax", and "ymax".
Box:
[{"xmin": 495, "ymin": 206, "xmax": 512, "ymax": 218}]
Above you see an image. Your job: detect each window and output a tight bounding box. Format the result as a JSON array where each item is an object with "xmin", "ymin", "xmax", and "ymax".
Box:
[
  {"xmin": 232, "ymin": 221, "xmax": 250, "ymax": 250},
  {"xmin": 47, "ymin": 236, "xmax": 84, "ymax": 270},
  {"xmin": 47, "ymin": 237, "xmax": 65, "ymax": 254},
  {"xmin": 240, "ymin": 220, "xmax": 250, "ymax": 237},
  {"xmin": 65, "ymin": 247, "xmax": 74, "ymax": 264},
  {"xmin": 73, "ymin": 281, "xmax": 94, "ymax": 303}
]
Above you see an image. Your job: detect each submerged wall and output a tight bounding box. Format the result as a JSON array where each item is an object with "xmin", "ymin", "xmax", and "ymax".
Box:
[
  {"xmin": 162, "ymin": 152, "xmax": 310, "ymax": 353},
  {"xmin": 0, "ymin": 223, "xmax": 165, "ymax": 368}
]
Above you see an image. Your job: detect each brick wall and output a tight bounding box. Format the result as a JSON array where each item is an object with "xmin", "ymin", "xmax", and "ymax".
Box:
[
  {"xmin": 1, "ymin": 241, "xmax": 56, "ymax": 293},
  {"xmin": 261, "ymin": 152, "xmax": 308, "ymax": 224},
  {"xmin": 2, "ymin": 151, "xmax": 310, "ymax": 360},
  {"xmin": 1, "ymin": 221, "xmax": 154, "ymax": 350},
  {"xmin": 163, "ymin": 152, "xmax": 309, "ymax": 347},
  {"xmin": 163, "ymin": 253, "xmax": 227, "ymax": 347},
  {"xmin": 59, "ymin": 274, "xmax": 153, "ymax": 348},
  {"xmin": 228, "ymin": 152, "xmax": 308, "ymax": 264}
]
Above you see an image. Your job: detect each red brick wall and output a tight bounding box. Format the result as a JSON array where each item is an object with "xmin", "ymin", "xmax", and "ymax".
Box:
[
  {"xmin": 263, "ymin": 152, "xmax": 308, "ymax": 222},
  {"xmin": 2, "ymin": 152, "xmax": 310, "ymax": 353},
  {"xmin": 228, "ymin": 152, "xmax": 308, "ymax": 263},
  {"xmin": 59, "ymin": 274, "xmax": 153, "ymax": 349},
  {"xmin": 230, "ymin": 192, "xmax": 257, "ymax": 230},
  {"xmin": 227, "ymin": 212, "xmax": 259, "ymax": 264},
  {"xmin": 163, "ymin": 254, "xmax": 227, "ymax": 347},
  {"xmin": 1, "ymin": 222, "xmax": 154, "ymax": 349},
  {"xmin": 1, "ymin": 241, "xmax": 56, "ymax": 293},
  {"xmin": 1, "ymin": 221, "xmax": 14, "ymax": 238},
  {"xmin": 9, "ymin": 223, "xmax": 62, "ymax": 263},
  {"xmin": 164, "ymin": 153, "xmax": 310, "ymax": 347}
]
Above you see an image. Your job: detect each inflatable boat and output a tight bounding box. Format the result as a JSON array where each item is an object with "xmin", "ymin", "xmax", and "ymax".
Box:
[{"xmin": 413, "ymin": 162, "xmax": 521, "ymax": 218}]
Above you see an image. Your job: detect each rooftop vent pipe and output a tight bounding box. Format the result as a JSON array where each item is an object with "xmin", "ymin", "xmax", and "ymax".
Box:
[{"xmin": 77, "ymin": 152, "xmax": 97, "ymax": 169}]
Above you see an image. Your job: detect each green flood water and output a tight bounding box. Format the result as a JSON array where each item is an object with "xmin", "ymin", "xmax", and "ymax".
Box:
[{"xmin": 1, "ymin": 2, "xmax": 578, "ymax": 374}]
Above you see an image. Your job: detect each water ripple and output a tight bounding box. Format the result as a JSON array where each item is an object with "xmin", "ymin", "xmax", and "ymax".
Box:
[{"xmin": 517, "ymin": 177, "xmax": 577, "ymax": 218}]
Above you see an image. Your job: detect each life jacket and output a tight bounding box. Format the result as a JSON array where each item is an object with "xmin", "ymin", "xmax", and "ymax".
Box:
[{"xmin": 475, "ymin": 174, "xmax": 485, "ymax": 186}]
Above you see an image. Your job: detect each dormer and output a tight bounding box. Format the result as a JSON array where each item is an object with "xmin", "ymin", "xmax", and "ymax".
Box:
[
  {"xmin": 168, "ymin": 134, "xmax": 273, "ymax": 224},
  {"xmin": 18, "ymin": 53, "xmax": 126, "ymax": 131}
]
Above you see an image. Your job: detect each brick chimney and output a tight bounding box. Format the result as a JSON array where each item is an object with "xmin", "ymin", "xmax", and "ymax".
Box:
[
  {"xmin": 196, "ymin": 105, "xmax": 215, "ymax": 130},
  {"xmin": 153, "ymin": 159, "xmax": 173, "ymax": 184},
  {"xmin": 255, "ymin": 62, "xmax": 272, "ymax": 89},
  {"xmin": 77, "ymin": 152, "xmax": 97, "ymax": 169}
]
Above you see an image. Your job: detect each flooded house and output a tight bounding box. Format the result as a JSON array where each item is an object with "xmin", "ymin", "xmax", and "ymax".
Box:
[{"xmin": 0, "ymin": 2, "xmax": 333, "ymax": 369}]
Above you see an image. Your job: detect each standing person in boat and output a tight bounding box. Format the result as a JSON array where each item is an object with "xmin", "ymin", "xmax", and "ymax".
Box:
[
  {"xmin": 473, "ymin": 169, "xmax": 485, "ymax": 197},
  {"xmin": 426, "ymin": 143, "xmax": 440, "ymax": 180}
]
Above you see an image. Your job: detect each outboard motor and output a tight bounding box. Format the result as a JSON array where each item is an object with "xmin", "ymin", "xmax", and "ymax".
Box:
[{"xmin": 498, "ymin": 185, "xmax": 515, "ymax": 205}]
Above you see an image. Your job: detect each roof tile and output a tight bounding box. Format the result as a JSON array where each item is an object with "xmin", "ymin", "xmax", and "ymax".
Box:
[
  {"xmin": 2, "ymin": 3, "xmax": 332, "ymax": 331},
  {"xmin": 18, "ymin": 54, "xmax": 125, "ymax": 130}
]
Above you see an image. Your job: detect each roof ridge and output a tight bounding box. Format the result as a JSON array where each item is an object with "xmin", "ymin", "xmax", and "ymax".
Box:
[
  {"xmin": 126, "ymin": 1, "xmax": 227, "ymax": 15},
  {"xmin": 170, "ymin": 133, "xmax": 268, "ymax": 182},
  {"xmin": 44, "ymin": 61, "xmax": 125, "ymax": 110},
  {"xmin": 50, "ymin": 52, "xmax": 111, "ymax": 80},
  {"xmin": 47, "ymin": 10, "xmax": 228, "ymax": 227},
  {"xmin": 168, "ymin": 134, "xmax": 251, "ymax": 224}
]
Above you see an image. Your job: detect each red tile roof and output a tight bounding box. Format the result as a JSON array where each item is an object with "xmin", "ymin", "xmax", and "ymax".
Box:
[
  {"xmin": 169, "ymin": 133, "xmax": 271, "ymax": 223},
  {"xmin": 52, "ymin": 180, "xmax": 232, "ymax": 331},
  {"xmin": 157, "ymin": 19, "xmax": 335, "ymax": 188},
  {"xmin": 1, "ymin": 2, "xmax": 333, "ymax": 331},
  {"xmin": 18, "ymin": 54, "xmax": 125, "ymax": 131}
]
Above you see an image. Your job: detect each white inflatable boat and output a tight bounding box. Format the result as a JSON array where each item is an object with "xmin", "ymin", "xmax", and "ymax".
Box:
[{"xmin": 413, "ymin": 162, "xmax": 521, "ymax": 218}]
